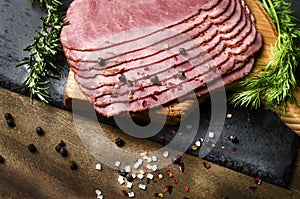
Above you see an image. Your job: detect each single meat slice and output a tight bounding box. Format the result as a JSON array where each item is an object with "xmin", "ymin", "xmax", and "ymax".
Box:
[
  {"xmin": 63, "ymin": 0, "xmax": 235, "ymax": 63},
  {"xmin": 61, "ymin": 0, "xmax": 222, "ymax": 51}
]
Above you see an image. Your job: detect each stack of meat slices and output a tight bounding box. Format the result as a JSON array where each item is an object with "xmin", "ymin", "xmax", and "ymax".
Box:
[{"xmin": 61, "ymin": 0, "xmax": 262, "ymax": 117}]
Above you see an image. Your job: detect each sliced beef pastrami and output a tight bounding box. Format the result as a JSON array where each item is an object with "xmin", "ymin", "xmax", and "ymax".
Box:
[
  {"xmin": 61, "ymin": 0, "xmax": 220, "ymax": 51},
  {"xmin": 68, "ymin": 0, "xmax": 244, "ymax": 75},
  {"xmin": 78, "ymin": 33, "xmax": 262, "ymax": 111},
  {"xmin": 75, "ymin": 21, "xmax": 256, "ymax": 94},
  {"xmin": 64, "ymin": 0, "xmax": 234, "ymax": 63}
]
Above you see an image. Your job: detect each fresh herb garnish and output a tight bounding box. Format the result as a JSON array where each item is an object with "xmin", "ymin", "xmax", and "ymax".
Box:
[
  {"xmin": 230, "ymin": 0, "xmax": 300, "ymax": 109},
  {"xmin": 17, "ymin": 0, "xmax": 67, "ymax": 103}
]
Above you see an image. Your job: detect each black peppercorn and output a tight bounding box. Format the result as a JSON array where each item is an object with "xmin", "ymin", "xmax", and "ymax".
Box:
[
  {"xmin": 171, "ymin": 155, "xmax": 183, "ymax": 165},
  {"xmin": 118, "ymin": 74, "xmax": 127, "ymax": 83},
  {"xmin": 150, "ymin": 75, "xmax": 160, "ymax": 84},
  {"xmin": 69, "ymin": 161, "xmax": 78, "ymax": 170},
  {"xmin": 6, "ymin": 119, "xmax": 15, "ymax": 128},
  {"xmin": 28, "ymin": 144, "xmax": 37, "ymax": 153},
  {"xmin": 4, "ymin": 113, "xmax": 12, "ymax": 120},
  {"xmin": 118, "ymin": 169, "xmax": 128, "ymax": 177},
  {"xmin": 126, "ymin": 173, "xmax": 134, "ymax": 182},
  {"xmin": 98, "ymin": 58, "xmax": 106, "ymax": 66},
  {"xmin": 35, "ymin": 127, "xmax": 44, "ymax": 136},
  {"xmin": 228, "ymin": 135, "xmax": 239, "ymax": 144},
  {"xmin": 58, "ymin": 140, "xmax": 66, "ymax": 147},
  {"xmin": 179, "ymin": 48, "xmax": 187, "ymax": 55},
  {"xmin": 55, "ymin": 144, "xmax": 61, "ymax": 152},
  {"xmin": 0, "ymin": 155, "xmax": 4, "ymax": 163},
  {"xmin": 114, "ymin": 137, "xmax": 124, "ymax": 147},
  {"xmin": 177, "ymin": 71, "xmax": 185, "ymax": 80},
  {"xmin": 60, "ymin": 147, "xmax": 68, "ymax": 157}
]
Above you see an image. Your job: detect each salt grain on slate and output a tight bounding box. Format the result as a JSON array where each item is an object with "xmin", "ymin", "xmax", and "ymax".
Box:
[
  {"xmin": 147, "ymin": 173, "xmax": 154, "ymax": 179},
  {"xmin": 118, "ymin": 176, "xmax": 125, "ymax": 185},
  {"xmin": 195, "ymin": 141, "xmax": 201, "ymax": 147},
  {"xmin": 208, "ymin": 132, "xmax": 215, "ymax": 138},
  {"xmin": 95, "ymin": 190, "xmax": 102, "ymax": 195},
  {"xmin": 115, "ymin": 161, "xmax": 121, "ymax": 167},
  {"xmin": 152, "ymin": 156, "xmax": 157, "ymax": 162},
  {"xmin": 152, "ymin": 165, "xmax": 158, "ymax": 171},
  {"xmin": 163, "ymin": 151, "xmax": 169, "ymax": 158},
  {"xmin": 125, "ymin": 166, "xmax": 131, "ymax": 173},
  {"xmin": 137, "ymin": 173, "xmax": 144, "ymax": 179}
]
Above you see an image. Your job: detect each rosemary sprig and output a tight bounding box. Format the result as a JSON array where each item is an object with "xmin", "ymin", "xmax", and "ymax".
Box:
[
  {"xmin": 230, "ymin": 0, "xmax": 300, "ymax": 110},
  {"xmin": 17, "ymin": 0, "xmax": 67, "ymax": 103}
]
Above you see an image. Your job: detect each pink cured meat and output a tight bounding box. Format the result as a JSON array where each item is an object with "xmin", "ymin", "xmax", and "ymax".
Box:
[
  {"xmin": 61, "ymin": 0, "xmax": 263, "ymax": 117},
  {"xmin": 61, "ymin": 0, "xmax": 221, "ymax": 50},
  {"xmin": 63, "ymin": 0, "xmax": 234, "ymax": 62}
]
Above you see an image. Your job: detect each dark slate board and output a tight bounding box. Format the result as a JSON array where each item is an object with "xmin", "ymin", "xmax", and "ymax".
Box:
[{"xmin": 0, "ymin": 0, "xmax": 299, "ymax": 187}]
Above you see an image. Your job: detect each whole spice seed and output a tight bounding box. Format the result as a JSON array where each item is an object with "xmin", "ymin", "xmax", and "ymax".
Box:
[
  {"xmin": 177, "ymin": 71, "xmax": 185, "ymax": 80},
  {"xmin": 60, "ymin": 147, "xmax": 68, "ymax": 157},
  {"xmin": 203, "ymin": 162, "xmax": 211, "ymax": 169},
  {"xmin": 166, "ymin": 169, "xmax": 174, "ymax": 178},
  {"xmin": 118, "ymin": 169, "xmax": 128, "ymax": 177},
  {"xmin": 4, "ymin": 113, "xmax": 12, "ymax": 120},
  {"xmin": 158, "ymin": 174, "xmax": 163, "ymax": 179},
  {"xmin": 126, "ymin": 173, "xmax": 134, "ymax": 182},
  {"xmin": 69, "ymin": 161, "xmax": 78, "ymax": 170},
  {"xmin": 179, "ymin": 162, "xmax": 185, "ymax": 172},
  {"xmin": 157, "ymin": 193, "xmax": 164, "ymax": 198},
  {"xmin": 35, "ymin": 127, "xmax": 44, "ymax": 136},
  {"xmin": 150, "ymin": 75, "xmax": 160, "ymax": 84},
  {"xmin": 6, "ymin": 119, "xmax": 15, "ymax": 128},
  {"xmin": 184, "ymin": 185, "xmax": 189, "ymax": 192},
  {"xmin": 118, "ymin": 74, "xmax": 127, "ymax": 83},
  {"xmin": 164, "ymin": 185, "xmax": 173, "ymax": 194},
  {"xmin": 114, "ymin": 137, "xmax": 124, "ymax": 147},
  {"xmin": 171, "ymin": 155, "xmax": 183, "ymax": 165},
  {"xmin": 173, "ymin": 178, "xmax": 179, "ymax": 184},
  {"xmin": 58, "ymin": 140, "xmax": 66, "ymax": 147},
  {"xmin": 191, "ymin": 145, "xmax": 198, "ymax": 151},
  {"xmin": 232, "ymin": 147, "xmax": 237, "ymax": 153},
  {"xmin": 98, "ymin": 58, "xmax": 106, "ymax": 66},
  {"xmin": 28, "ymin": 144, "xmax": 37, "ymax": 153},
  {"xmin": 228, "ymin": 135, "xmax": 239, "ymax": 144},
  {"xmin": 254, "ymin": 177, "xmax": 262, "ymax": 185},
  {"xmin": 55, "ymin": 144, "xmax": 62, "ymax": 152},
  {"xmin": 122, "ymin": 190, "xmax": 129, "ymax": 197},
  {"xmin": 179, "ymin": 48, "xmax": 187, "ymax": 55},
  {"xmin": 0, "ymin": 155, "xmax": 5, "ymax": 163}
]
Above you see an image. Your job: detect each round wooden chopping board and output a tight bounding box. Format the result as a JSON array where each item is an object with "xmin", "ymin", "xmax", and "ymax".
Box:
[{"xmin": 64, "ymin": 0, "xmax": 300, "ymax": 135}]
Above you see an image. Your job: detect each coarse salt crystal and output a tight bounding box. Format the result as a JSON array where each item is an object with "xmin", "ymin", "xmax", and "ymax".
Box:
[
  {"xmin": 137, "ymin": 173, "xmax": 144, "ymax": 179},
  {"xmin": 138, "ymin": 184, "xmax": 147, "ymax": 190},
  {"xmin": 118, "ymin": 176, "xmax": 125, "ymax": 185},
  {"xmin": 195, "ymin": 141, "xmax": 201, "ymax": 147},
  {"xmin": 152, "ymin": 156, "xmax": 157, "ymax": 162},
  {"xmin": 152, "ymin": 165, "xmax": 158, "ymax": 172},
  {"xmin": 186, "ymin": 124, "xmax": 192, "ymax": 129},
  {"xmin": 127, "ymin": 182, "xmax": 133, "ymax": 189},
  {"xmin": 133, "ymin": 162, "xmax": 140, "ymax": 169},
  {"xmin": 147, "ymin": 157, "xmax": 152, "ymax": 162},
  {"xmin": 138, "ymin": 159, "xmax": 143, "ymax": 165},
  {"xmin": 128, "ymin": 192, "xmax": 135, "ymax": 198},
  {"xmin": 115, "ymin": 161, "xmax": 121, "ymax": 167},
  {"xmin": 97, "ymin": 195, "xmax": 103, "ymax": 199},
  {"xmin": 96, "ymin": 163, "xmax": 102, "ymax": 171},
  {"xmin": 208, "ymin": 132, "xmax": 214, "ymax": 138},
  {"xmin": 146, "ymin": 164, "xmax": 153, "ymax": 170},
  {"xmin": 142, "ymin": 155, "xmax": 149, "ymax": 160},
  {"xmin": 163, "ymin": 151, "xmax": 169, "ymax": 158},
  {"xmin": 125, "ymin": 166, "xmax": 131, "ymax": 173},
  {"xmin": 147, "ymin": 173, "xmax": 154, "ymax": 179},
  {"xmin": 132, "ymin": 174, "xmax": 136, "ymax": 179},
  {"xmin": 95, "ymin": 190, "xmax": 102, "ymax": 195}
]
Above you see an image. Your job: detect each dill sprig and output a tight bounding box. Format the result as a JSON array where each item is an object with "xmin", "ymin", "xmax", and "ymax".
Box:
[
  {"xmin": 17, "ymin": 0, "xmax": 67, "ymax": 103},
  {"xmin": 229, "ymin": 0, "xmax": 300, "ymax": 110}
]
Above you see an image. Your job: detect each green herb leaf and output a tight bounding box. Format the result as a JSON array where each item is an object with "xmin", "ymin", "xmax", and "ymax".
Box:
[
  {"xmin": 18, "ymin": 0, "xmax": 66, "ymax": 103},
  {"xmin": 229, "ymin": 0, "xmax": 300, "ymax": 110}
]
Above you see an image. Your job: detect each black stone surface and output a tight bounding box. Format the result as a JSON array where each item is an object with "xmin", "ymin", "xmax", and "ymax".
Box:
[{"xmin": 0, "ymin": 0, "xmax": 299, "ymax": 187}]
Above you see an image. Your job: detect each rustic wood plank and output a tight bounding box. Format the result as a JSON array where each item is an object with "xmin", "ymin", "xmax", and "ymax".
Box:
[{"xmin": 0, "ymin": 87, "xmax": 299, "ymax": 198}]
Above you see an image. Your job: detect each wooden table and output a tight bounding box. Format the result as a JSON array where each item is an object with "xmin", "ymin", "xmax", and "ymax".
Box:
[{"xmin": 0, "ymin": 87, "xmax": 299, "ymax": 199}]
